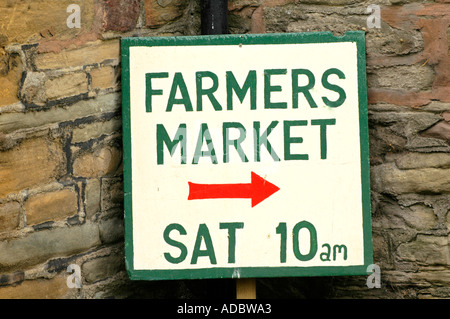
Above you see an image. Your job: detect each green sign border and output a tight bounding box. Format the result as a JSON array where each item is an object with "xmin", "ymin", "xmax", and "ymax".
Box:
[{"xmin": 121, "ymin": 31, "xmax": 373, "ymax": 281}]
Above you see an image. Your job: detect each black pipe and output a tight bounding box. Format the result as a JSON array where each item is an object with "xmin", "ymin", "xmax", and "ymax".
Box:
[{"xmin": 201, "ymin": 0, "xmax": 228, "ymax": 35}]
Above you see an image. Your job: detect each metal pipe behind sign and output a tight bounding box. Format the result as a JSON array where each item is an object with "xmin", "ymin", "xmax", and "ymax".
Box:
[
  {"xmin": 201, "ymin": 0, "xmax": 229, "ymax": 35},
  {"xmin": 200, "ymin": 0, "xmax": 254, "ymax": 300}
]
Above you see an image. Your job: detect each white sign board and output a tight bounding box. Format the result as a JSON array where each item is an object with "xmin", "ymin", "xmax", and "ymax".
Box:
[{"xmin": 121, "ymin": 32, "xmax": 372, "ymax": 280}]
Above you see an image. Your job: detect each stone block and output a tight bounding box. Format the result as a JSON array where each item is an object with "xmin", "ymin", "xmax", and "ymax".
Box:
[
  {"xmin": 99, "ymin": 216, "xmax": 124, "ymax": 244},
  {"xmin": 367, "ymin": 64, "xmax": 435, "ymax": 91},
  {"xmin": 145, "ymin": 0, "xmax": 189, "ymax": 28},
  {"xmin": 101, "ymin": 0, "xmax": 141, "ymax": 32},
  {"xmin": 0, "ymin": 50, "xmax": 23, "ymax": 107},
  {"xmin": 45, "ymin": 72, "xmax": 88, "ymax": 101},
  {"xmin": 73, "ymin": 145, "xmax": 122, "ymax": 178},
  {"xmin": 0, "ymin": 221, "xmax": 100, "ymax": 271},
  {"xmin": 0, "ymin": 201, "xmax": 21, "ymax": 233},
  {"xmin": 0, "ymin": 137, "xmax": 65, "ymax": 198},
  {"xmin": 35, "ymin": 40, "xmax": 120, "ymax": 70},
  {"xmin": 19, "ymin": 72, "xmax": 48, "ymax": 106},
  {"xmin": 0, "ymin": 93, "xmax": 120, "ymax": 134},
  {"xmin": 25, "ymin": 188, "xmax": 78, "ymax": 226},
  {"xmin": 397, "ymin": 235, "xmax": 449, "ymax": 265},
  {"xmin": 81, "ymin": 254, "xmax": 124, "ymax": 283},
  {"xmin": 100, "ymin": 177, "xmax": 123, "ymax": 212},
  {"xmin": 84, "ymin": 179, "xmax": 101, "ymax": 219},
  {"xmin": 395, "ymin": 152, "xmax": 450, "ymax": 170},
  {"xmin": 0, "ymin": 0, "xmax": 95, "ymax": 46},
  {"xmin": 0, "ymin": 276, "xmax": 71, "ymax": 299},
  {"xmin": 371, "ymin": 163, "xmax": 450, "ymax": 195},
  {"xmin": 374, "ymin": 199, "xmax": 437, "ymax": 231},
  {"xmin": 90, "ymin": 66, "xmax": 118, "ymax": 90},
  {"xmin": 72, "ymin": 118, "xmax": 122, "ymax": 144}
]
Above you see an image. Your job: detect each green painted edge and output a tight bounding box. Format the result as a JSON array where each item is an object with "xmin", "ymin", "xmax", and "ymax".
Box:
[
  {"xmin": 121, "ymin": 31, "xmax": 373, "ymax": 281},
  {"xmin": 121, "ymin": 39, "xmax": 135, "ymax": 278}
]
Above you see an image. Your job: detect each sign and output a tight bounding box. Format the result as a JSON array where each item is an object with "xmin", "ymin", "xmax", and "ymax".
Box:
[{"xmin": 121, "ymin": 32, "xmax": 373, "ymax": 280}]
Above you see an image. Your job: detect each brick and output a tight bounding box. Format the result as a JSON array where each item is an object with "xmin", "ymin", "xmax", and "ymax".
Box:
[
  {"xmin": 0, "ymin": 221, "xmax": 100, "ymax": 271},
  {"xmin": 0, "ymin": 276, "xmax": 71, "ymax": 299},
  {"xmin": 25, "ymin": 189, "xmax": 78, "ymax": 226},
  {"xmin": 0, "ymin": 137, "xmax": 65, "ymax": 198},
  {"xmin": 145, "ymin": 0, "xmax": 189, "ymax": 28},
  {"xmin": 73, "ymin": 145, "xmax": 122, "ymax": 178},
  {"xmin": 45, "ymin": 72, "xmax": 88, "ymax": 101},
  {"xmin": 35, "ymin": 40, "xmax": 120, "ymax": 70},
  {"xmin": 0, "ymin": 0, "xmax": 95, "ymax": 46},
  {"xmin": 0, "ymin": 201, "xmax": 20, "ymax": 233},
  {"xmin": 90, "ymin": 66, "xmax": 118, "ymax": 90}
]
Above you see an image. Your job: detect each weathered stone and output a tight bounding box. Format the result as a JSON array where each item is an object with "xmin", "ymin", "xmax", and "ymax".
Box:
[
  {"xmin": 373, "ymin": 199, "xmax": 437, "ymax": 231},
  {"xmin": 397, "ymin": 235, "xmax": 449, "ymax": 265},
  {"xmin": 45, "ymin": 72, "xmax": 88, "ymax": 101},
  {"xmin": 0, "ymin": 0, "xmax": 95, "ymax": 46},
  {"xmin": 145, "ymin": 0, "xmax": 189, "ymax": 28},
  {"xmin": 0, "ymin": 271, "xmax": 24, "ymax": 287},
  {"xmin": 73, "ymin": 145, "xmax": 121, "ymax": 178},
  {"xmin": 0, "ymin": 275, "xmax": 71, "ymax": 299},
  {"xmin": 0, "ymin": 201, "xmax": 20, "ymax": 233},
  {"xmin": 84, "ymin": 179, "xmax": 101, "ymax": 219},
  {"xmin": 101, "ymin": 177, "xmax": 123, "ymax": 212},
  {"xmin": 0, "ymin": 137, "xmax": 65, "ymax": 198},
  {"xmin": 0, "ymin": 93, "xmax": 120, "ymax": 134},
  {"xmin": 446, "ymin": 211, "xmax": 450, "ymax": 230},
  {"xmin": 0, "ymin": 50, "xmax": 23, "ymax": 107},
  {"xmin": 101, "ymin": 0, "xmax": 141, "ymax": 32},
  {"xmin": 421, "ymin": 121, "xmax": 450, "ymax": 142},
  {"xmin": 72, "ymin": 118, "xmax": 121, "ymax": 144},
  {"xmin": 0, "ymin": 222, "xmax": 100, "ymax": 271},
  {"xmin": 82, "ymin": 254, "xmax": 124, "ymax": 283},
  {"xmin": 395, "ymin": 152, "xmax": 450, "ymax": 170},
  {"xmin": 366, "ymin": 28, "xmax": 424, "ymax": 57},
  {"xmin": 371, "ymin": 163, "xmax": 450, "ymax": 195},
  {"xmin": 90, "ymin": 66, "xmax": 118, "ymax": 90},
  {"xmin": 99, "ymin": 216, "xmax": 124, "ymax": 244},
  {"xmin": 384, "ymin": 269, "xmax": 450, "ymax": 287},
  {"xmin": 19, "ymin": 72, "xmax": 48, "ymax": 106},
  {"xmin": 25, "ymin": 188, "xmax": 78, "ymax": 226},
  {"xmin": 367, "ymin": 64, "xmax": 435, "ymax": 91},
  {"xmin": 35, "ymin": 40, "xmax": 120, "ymax": 70},
  {"xmin": 368, "ymin": 88, "xmax": 432, "ymax": 108}
]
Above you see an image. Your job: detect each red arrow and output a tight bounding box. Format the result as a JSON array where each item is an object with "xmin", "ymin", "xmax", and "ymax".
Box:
[{"xmin": 188, "ymin": 172, "xmax": 280, "ymax": 207}]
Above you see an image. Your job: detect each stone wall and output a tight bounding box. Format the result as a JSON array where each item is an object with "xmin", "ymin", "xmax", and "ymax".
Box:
[{"xmin": 0, "ymin": 0, "xmax": 448, "ymax": 299}]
